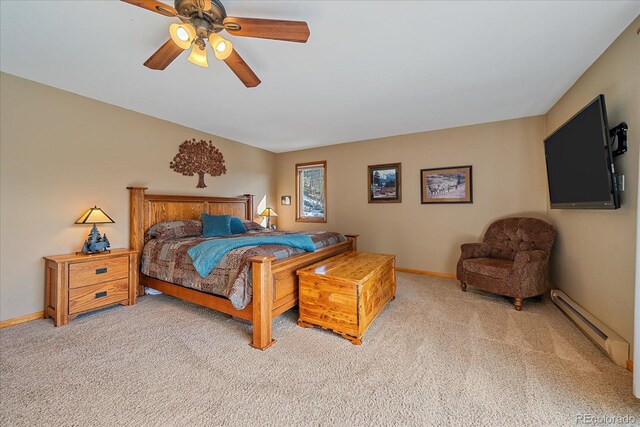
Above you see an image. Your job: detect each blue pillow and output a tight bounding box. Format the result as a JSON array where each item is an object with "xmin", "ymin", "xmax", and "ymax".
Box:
[
  {"xmin": 230, "ymin": 217, "xmax": 247, "ymax": 235},
  {"xmin": 201, "ymin": 214, "xmax": 232, "ymax": 237}
]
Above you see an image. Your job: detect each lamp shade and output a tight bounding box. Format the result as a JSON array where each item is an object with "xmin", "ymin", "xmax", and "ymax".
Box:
[
  {"xmin": 259, "ymin": 207, "xmax": 278, "ymax": 218},
  {"xmin": 75, "ymin": 206, "xmax": 115, "ymax": 224},
  {"xmin": 188, "ymin": 43, "xmax": 208, "ymax": 67},
  {"xmin": 208, "ymin": 33, "xmax": 233, "ymax": 60},
  {"xmin": 169, "ymin": 23, "xmax": 196, "ymax": 50}
]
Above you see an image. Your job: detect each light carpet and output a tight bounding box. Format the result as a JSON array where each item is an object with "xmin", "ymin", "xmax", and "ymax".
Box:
[{"xmin": 1, "ymin": 273, "xmax": 639, "ymax": 426}]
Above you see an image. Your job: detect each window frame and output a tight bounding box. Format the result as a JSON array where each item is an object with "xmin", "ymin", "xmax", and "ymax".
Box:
[{"xmin": 295, "ymin": 161, "xmax": 327, "ymax": 223}]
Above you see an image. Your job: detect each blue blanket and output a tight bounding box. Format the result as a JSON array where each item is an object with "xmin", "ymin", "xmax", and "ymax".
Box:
[{"xmin": 187, "ymin": 234, "xmax": 316, "ymax": 277}]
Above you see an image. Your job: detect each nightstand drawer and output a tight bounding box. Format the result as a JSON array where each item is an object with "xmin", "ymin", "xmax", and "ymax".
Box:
[
  {"xmin": 69, "ymin": 256, "xmax": 129, "ymax": 288},
  {"xmin": 68, "ymin": 279, "xmax": 129, "ymax": 314}
]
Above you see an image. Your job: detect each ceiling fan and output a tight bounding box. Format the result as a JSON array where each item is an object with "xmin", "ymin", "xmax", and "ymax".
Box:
[{"xmin": 122, "ymin": 0, "xmax": 310, "ymax": 87}]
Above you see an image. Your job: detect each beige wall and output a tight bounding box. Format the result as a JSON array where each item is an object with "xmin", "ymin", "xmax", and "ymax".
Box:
[
  {"xmin": 0, "ymin": 72, "xmax": 276, "ymax": 321},
  {"xmin": 276, "ymin": 116, "xmax": 548, "ymax": 273},
  {"xmin": 544, "ymin": 17, "xmax": 640, "ymax": 348}
]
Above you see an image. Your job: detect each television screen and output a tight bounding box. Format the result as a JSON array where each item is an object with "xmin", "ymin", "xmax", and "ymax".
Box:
[{"xmin": 543, "ymin": 95, "xmax": 618, "ymax": 209}]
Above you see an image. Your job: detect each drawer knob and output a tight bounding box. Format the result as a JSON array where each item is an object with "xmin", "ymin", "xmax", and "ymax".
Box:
[
  {"xmin": 95, "ymin": 291, "xmax": 107, "ymax": 298},
  {"xmin": 96, "ymin": 268, "xmax": 108, "ymax": 274}
]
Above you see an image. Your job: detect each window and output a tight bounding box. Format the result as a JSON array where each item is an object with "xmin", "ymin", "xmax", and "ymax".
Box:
[{"xmin": 296, "ymin": 161, "xmax": 327, "ymax": 222}]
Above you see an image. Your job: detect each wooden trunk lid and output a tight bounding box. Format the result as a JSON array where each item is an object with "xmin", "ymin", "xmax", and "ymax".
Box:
[{"xmin": 297, "ymin": 251, "xmax": 394, "ymax": 286}]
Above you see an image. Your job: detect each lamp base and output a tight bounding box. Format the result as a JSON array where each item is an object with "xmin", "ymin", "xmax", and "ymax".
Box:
[
  {"xmin": 80, "ymin": 224, "xmax": 111, "ymax": 254},
  {"xmin": 76, "ymin": 249, "xmax": 112, "ymax": 256}
]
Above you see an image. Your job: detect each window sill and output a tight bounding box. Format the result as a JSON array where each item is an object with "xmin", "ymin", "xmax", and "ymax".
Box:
[{"xmin": 296, "ymin": 217, "xmax": 327, "ymax": 223}]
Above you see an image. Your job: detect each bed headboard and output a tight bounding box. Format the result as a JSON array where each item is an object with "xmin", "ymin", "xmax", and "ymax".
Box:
[{"xmin": 127, "ymin": 187, "xmax": 254, "ymax": 253}]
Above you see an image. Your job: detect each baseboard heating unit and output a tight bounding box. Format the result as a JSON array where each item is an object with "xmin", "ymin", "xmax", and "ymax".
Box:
[{"xmin": 550, "ymin": 289, "xmax": 629, "ymax": 367}]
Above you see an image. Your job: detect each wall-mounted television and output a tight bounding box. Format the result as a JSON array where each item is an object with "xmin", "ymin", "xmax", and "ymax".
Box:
[{"xmin": 543, "ymin": 94, "xmax": 619, "ymax": 209}]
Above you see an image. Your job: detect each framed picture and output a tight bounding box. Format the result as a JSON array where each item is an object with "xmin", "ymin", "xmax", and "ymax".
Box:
[
  {"xmin": 281, "ymin": 195, "xmax": 291, "ymax": 205},
  {"xmin": 368, "ymin": 163, "xmax": 402, "ymax": 203},
  {"xmin": 420, "ymin": 165, "xmax": 473, "ymax": 204}
]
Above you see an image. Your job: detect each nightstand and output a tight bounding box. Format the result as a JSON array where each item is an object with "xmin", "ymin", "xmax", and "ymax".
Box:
[{"xmin": 43, "ymin": 249, "xmax": 138, "ymax": 326}]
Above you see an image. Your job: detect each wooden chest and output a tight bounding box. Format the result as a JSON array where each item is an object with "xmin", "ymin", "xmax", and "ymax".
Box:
[{"xmin": 296, "ymin": 251, "xmax": 396, "ymax": 344}]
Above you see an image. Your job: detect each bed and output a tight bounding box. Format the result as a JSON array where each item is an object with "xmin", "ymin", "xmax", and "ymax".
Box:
[{"xmin": 128, "ymin": 187, "xmax": 357, "ymax": 349}]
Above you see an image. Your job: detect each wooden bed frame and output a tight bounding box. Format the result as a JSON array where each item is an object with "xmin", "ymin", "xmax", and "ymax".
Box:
[{"xmin": 127, "ymin": 187, "xmax": 357, "ymax": 350}]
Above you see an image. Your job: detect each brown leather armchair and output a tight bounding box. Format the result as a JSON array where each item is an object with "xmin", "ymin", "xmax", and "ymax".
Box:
[{"xmin": 457, "ymin": 217, "xmax": 555, "ymax": 311}]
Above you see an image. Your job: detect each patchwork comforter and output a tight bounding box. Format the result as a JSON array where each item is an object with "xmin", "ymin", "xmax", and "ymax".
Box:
[{"xmin": 141, "ymin": 230, "xmax": 345, "ymax": 310}]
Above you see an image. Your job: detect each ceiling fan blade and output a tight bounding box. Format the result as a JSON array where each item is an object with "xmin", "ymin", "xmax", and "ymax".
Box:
[
  {"xmin": 223, "ymin": 50, "xmax": 261, "ymax": 88},
  {"xmin": 223, "ymin": 17, "xmax": 310, "ymax": 43},
  {"xmin": 144, "ymin": 39, "xmax": 184, "ymax": 70},
  {"xmin": 121, "ymin": 0, "xmax": 177, "ymax": 17}
]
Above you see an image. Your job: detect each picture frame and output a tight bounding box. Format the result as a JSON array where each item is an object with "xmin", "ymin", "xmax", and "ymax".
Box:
[
  {"xmin": 420, "ymin": 165, "xmax": 473, "ymax": 204},
  {"xmin": 368, "ymin": 163, "xmax": 402, "ymax": 203},
  {"xmin": 281, "ymin": 195, "xmax": 291, "ymax": 205}
]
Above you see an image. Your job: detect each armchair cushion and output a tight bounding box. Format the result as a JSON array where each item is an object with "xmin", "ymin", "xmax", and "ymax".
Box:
[{"xmin": 462, "ymin": 258, "xmax": 513, "ymax": 279}]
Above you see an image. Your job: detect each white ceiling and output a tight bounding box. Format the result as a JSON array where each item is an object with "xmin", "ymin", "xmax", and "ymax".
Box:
[{"xmin": 1, "ymin": 1, "xmax": 638, "ymax": 152}]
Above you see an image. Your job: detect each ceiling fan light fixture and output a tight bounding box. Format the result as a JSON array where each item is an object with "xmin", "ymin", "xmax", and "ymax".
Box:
[
  {"xmin": 188, "ymin": 43, "xmax": 209, "ymax": 67},
  {"xmin": 177, "ymin": 27, "xmax": 189, "ymax": 41},
  {"xmin": 208, "ymin": 34, "xmax": 233, "ymax": 60},
  {"xmin": 169, "ymin": 23, "xmax": 196, "ymax": 50}
]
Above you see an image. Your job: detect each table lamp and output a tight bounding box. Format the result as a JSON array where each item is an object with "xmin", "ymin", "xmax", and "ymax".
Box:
[
  {"xmin": 75, "ymin": 206, "xmax": 115, "ymax": 254},
  {"xmin": 259, "ymin": 207, "xmax": 278, "ymax": 229}
]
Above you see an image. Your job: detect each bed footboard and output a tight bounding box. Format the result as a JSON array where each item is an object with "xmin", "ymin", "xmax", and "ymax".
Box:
[{"xmin": 249, "ymin": 255, "xmax": 276, "ymax": 350}]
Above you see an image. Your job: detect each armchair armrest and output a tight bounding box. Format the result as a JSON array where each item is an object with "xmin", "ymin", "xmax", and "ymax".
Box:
[
  {"xmin": 459, "ymin": 243, "xmax": 491, "ymax": 261},
  {"xmin": 457, "ymin": 242, "xmax": 490, "ymax": 282},
  {"xmin": 513, "ymin": 250, "xmax": 547, "ymax": 268},
  {"xmin": 512, "ymin": 250, "xmax": 550, "ymax": 296}
]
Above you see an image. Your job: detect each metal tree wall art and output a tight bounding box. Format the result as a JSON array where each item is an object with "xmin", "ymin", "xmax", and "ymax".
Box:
[{"xmin": 170, "ymin": 139, "xmax": 227, "ymax": 188}]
